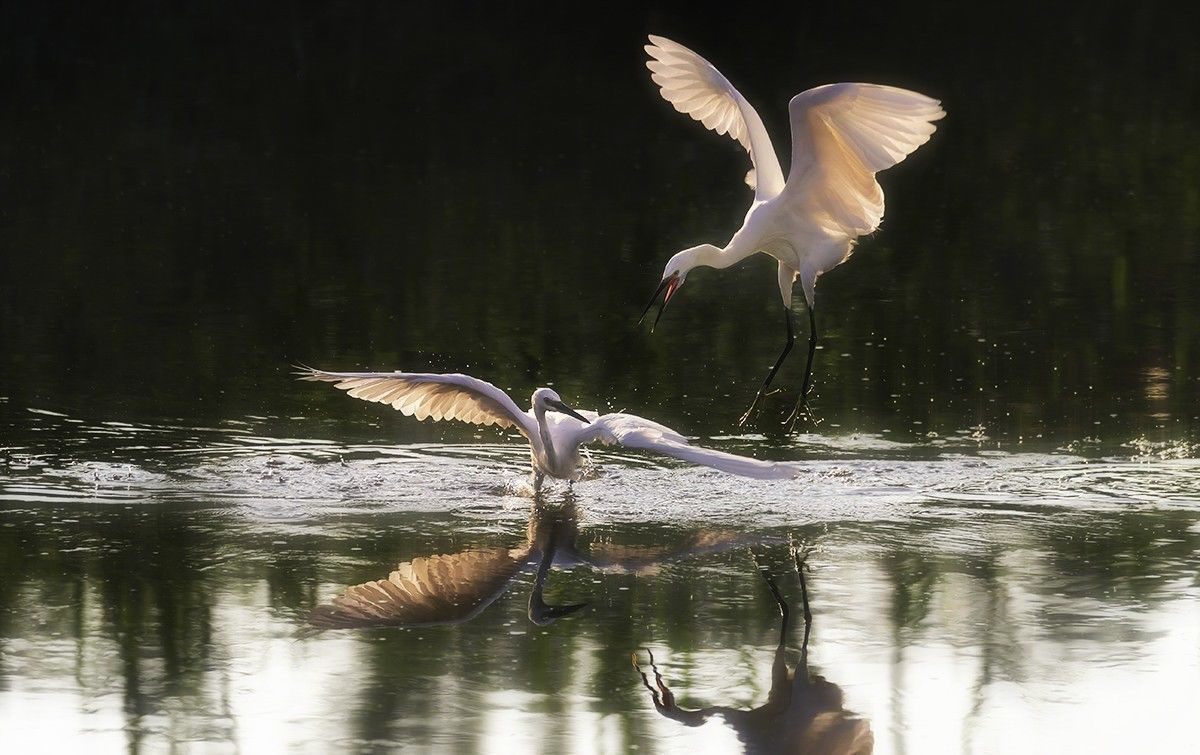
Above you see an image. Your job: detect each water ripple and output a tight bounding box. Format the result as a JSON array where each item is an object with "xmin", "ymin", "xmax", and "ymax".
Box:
[{"xmin": 2, "ymin": 411, "xmax": 1197, "ymax": 524}]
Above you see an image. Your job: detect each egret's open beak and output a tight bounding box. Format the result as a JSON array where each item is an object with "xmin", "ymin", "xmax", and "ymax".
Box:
[
  {"xmin": 547, "ymin": 399, "xmax": 590, "ymax": 424},
  {"xmin": 638, "ymin": 273, "xmax": 681, "ymax": 333}
]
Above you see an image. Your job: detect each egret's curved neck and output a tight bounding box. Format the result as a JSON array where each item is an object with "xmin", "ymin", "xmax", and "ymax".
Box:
[
  {"xmin": 532, "ymin": 406, "xmax": 558, "ymax": 470},
  {"xmin": 681, "ymin": 242, "xmax": 752, "ymax": 272}
]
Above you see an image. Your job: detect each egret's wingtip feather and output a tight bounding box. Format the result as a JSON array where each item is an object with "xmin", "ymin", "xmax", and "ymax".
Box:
[
  {"xmin": 297, "ymin": 368, "xmax": 532, "ymax": 438},
  {"xmin": 643, "ymin": 33, "xmax": 785, "ymax": 198},
  {"xmin": 293, "ymin": 364, "xmax": 329, "ymax": 382}
]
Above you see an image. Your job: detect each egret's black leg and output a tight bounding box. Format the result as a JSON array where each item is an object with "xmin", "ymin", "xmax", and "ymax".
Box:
[
  {"xmin": 738, "ymin": 307, "xmax": 795, "ymax": 426},
  {"xmin": 785, "ymin": 305, "xmax": 819, "ymax": 429}
]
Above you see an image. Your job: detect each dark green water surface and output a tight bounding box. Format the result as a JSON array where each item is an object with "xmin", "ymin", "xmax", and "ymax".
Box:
[{"xmin": 1, "ymin": 3, "xmax": 1198, "ymax": 753}]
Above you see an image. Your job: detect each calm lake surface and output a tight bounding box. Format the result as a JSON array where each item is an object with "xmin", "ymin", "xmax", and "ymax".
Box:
[{"xmin": 2, "ymin": 3, "xmax": 1198, "ymax": 753}]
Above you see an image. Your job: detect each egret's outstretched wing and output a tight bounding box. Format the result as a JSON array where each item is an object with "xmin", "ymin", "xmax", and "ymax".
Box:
[
  {"xmin": 308, "ymin": 547, "xmax": 528, "ymax": 629},
  {"xmin": 785, "ymin": 83, "xmax": 944, "ymax": 236},
  {"xmin": 581, "ymin": 413, "xmax": 802, "ymax": 480},
  {"xmin": 646, "ymin": 35, "xmax": 785, "ymax": 199},
  {"xmin": 297, "ymin": 367, "xmax": 535, "ymax": 437}
]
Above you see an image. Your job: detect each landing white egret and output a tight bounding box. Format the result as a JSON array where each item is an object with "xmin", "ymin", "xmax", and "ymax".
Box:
[
  {"xmin": 298, "ymin": 366, "xmax": 803, "ymax": 491},
  {"xmin": 638, "ymin": 35, "xmax": 945, "ymax": 427}
]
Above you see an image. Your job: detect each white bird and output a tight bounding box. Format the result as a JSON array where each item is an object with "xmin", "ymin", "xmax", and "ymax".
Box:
[
  {"xmin": 638, "ymin": 35, "xmax": 945, "ymax": 428},
  {"xmin": 297, "ymin": 366, "xmax": 802, "ymax": 491}
]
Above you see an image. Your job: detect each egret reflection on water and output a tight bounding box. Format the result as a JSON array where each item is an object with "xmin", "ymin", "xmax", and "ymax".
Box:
[
  {"xmin": 310, "ymin": 499, "xmax": 585, "ymax": 628},
  {"xmin": 636, "ymin": 550, "xmax": 873, "ymax": 754},
  {"xmin": 299, "ymin": 366, "xmax": 806, "ymax": 492},
  {"xmin": 310, "ymin": 496, "xmax": 767, "ymax": 630},
  {"xmin": 638, "ymin": 35, "xmax": 944, "ymax": 428}
]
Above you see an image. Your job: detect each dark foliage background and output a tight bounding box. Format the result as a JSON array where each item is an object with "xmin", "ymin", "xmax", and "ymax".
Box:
[{"xmin": 2, "ymin": 1, "xmax": 1197, "ymax": 444}]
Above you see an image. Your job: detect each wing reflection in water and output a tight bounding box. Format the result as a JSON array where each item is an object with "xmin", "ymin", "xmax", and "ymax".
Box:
[
  {"xmin": 309, "ymin": 495, "xmax": 764, "ymax": 629},
  {"xmin": 635, "ymin": 551, "xmax": 873, "ymax": 754},
  {"xmin": 308, "ymin": 498, "xmax": 581, "ymax": 628}
]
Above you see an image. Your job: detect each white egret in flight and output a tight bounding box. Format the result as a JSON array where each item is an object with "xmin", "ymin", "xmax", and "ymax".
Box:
[
  {"xmin": 638, "ymin": 35, "xmax": 945, "ymax": 427},
  {"xmin": 298, "ymin": 366, "xmax": 802, "ymax": 491}
]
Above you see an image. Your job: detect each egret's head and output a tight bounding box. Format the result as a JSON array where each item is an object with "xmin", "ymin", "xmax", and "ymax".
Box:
[
  {"xmin": 639, "ymin": 244, "xmax": 723, "ymax": 332},
  {"xmin": 532, "ymin": 388, "xmax": 590, "ymax": 423},
  {"xmin": 638, "ymin": 254, "xmax": 693, "ymax": 332}
]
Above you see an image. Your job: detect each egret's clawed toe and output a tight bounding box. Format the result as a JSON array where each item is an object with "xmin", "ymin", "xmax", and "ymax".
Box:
[
  {"xmin": 738, "ymin": 393, "xmax": 766, "ymax": 427},
  {"xmin": 738, "ymin": 387, "xmax": 788, "ymax": 427},
  {"xmin": 784, "ymin": 397, "xmax": 821, "ymax": 432}
]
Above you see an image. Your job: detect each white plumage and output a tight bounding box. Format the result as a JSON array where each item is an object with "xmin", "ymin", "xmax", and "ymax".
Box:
[
  {"xmin": 298, "ymin": 366, "xmax": 802, "ymax": 490},
  {"xmin": 646, "ymin": 34, "xmax": 784, "ymax": 196},
  {"xmin": 641, "ymin": 35, "xmax": 944, "ymax": 427},
  {"xmin": 308, "ymin": 371, "xmax": 525, "ymax": 429},
  {"xmin": 787, "ymin": 82, "xmax": 944, "ymax": 237}
]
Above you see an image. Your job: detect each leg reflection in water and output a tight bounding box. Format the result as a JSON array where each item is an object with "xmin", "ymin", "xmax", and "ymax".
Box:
[{"xmin": 634, "ymin": 548, "xmax": 874, "ymax": 754}]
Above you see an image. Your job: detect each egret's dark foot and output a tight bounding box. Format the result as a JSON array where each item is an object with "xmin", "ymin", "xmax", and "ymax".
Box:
[
  {"xmin": 786, "ymin": 411, "xmax": 818, "ymax": 433},
  {"xmin": 738, "ymin": 392, "xmax": 766, "ymax": 427},
  {"xmin": 784, "ymin": 397, "xmax": 819, "ymax": 432},
  {"xmin": 739, "ymin": 388, "xmax": 784, "ymax": 427}
]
